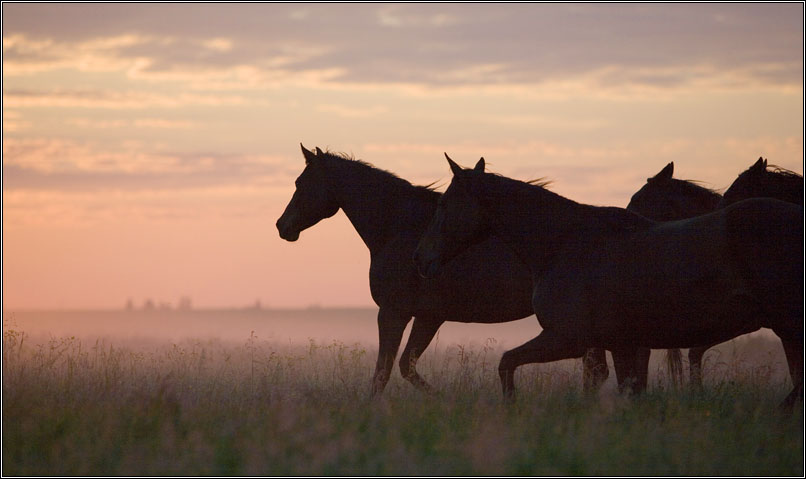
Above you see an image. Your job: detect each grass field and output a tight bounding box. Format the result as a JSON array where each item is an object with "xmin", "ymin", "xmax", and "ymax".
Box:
[{"xmin": 2, "ymin": 323, "xmax": 803, "ymax": 476}]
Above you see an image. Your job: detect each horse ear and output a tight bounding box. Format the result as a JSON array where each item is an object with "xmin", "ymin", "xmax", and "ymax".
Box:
[
  {"xmin": 315, "ymin": 147, "xmax": 324, "ymax": 156},
  {"xmin": 445, "ymin": 153, "xmax": 463, "ymax": 176},
  {"xmin": 751, "ymin": 157, "xmax": 766, "ymax": 173},
  {"xmin": 474, "ymin": 157, "xmax": 485, "ymax": 172},
  {"xmin": 654, "ymin": 162, "xmax": 674, "ymax": 181},
  {"xmin": 301, "ymin": 143, "xmax": 317, "ymax": 164}
]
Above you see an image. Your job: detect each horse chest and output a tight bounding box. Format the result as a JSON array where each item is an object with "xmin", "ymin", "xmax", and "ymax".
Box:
[{"xmin": 368, "ymin": 247, "xmax": 419, "ymax": 309}]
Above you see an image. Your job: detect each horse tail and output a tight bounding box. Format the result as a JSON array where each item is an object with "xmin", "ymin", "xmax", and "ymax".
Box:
[{"xmin": 666, "ymin": 348, "xmax": 684, "ymax": 387}]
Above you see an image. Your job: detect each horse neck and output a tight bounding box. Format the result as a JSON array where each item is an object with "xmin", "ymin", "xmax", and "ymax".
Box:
[
  {"xmin": 765, "ymin": 173, "xmax": 804, "ymax": 206},
  {"xmin": 327, "ymin": 159, "xmax": 433, "ymax": 255},
  {"xmin": 479, "ymin": 176, "xmax": 652, "ymax": 272},
  {"xmin": 480, "ymin": 178, "xmax": 592, "ymax": 271},
  {"xmin": 678, "ymin": 185, "xmax": 722, "ymax": 216}
]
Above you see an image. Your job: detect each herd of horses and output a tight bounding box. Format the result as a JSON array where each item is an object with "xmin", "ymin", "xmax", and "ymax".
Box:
[{"xmin": 276, "ymin": 144, "xmax": 803, "ymax": 410}]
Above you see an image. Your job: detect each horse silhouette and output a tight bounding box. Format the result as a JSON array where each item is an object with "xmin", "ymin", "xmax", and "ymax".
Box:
[
  {"xmin": 628, "ymin": 158, "xmax": 804, "ymax": 387},
  {"xmin": 276, "ymin": 145, "xmax": 615, "ymax": 396},
  {"xmin": 414, "ymin": 155, "xmax": 803, "ymax": 409}
]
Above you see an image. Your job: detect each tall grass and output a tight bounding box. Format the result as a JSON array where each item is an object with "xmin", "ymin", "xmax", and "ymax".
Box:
[{"xmin": 2, "ymin": 328, "xmax": 802, "ymax": 476}]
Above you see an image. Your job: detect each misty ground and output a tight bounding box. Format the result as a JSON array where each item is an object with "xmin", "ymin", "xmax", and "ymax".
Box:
[{"xmin": 3, "ymin": 308, "xmax": 800, "ymax": 475}]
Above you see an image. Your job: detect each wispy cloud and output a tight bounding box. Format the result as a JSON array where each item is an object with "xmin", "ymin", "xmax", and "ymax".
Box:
[
  {"xmin": 376, "ymin": 5, "xmax": 459, "ymax": 28},
  {"xmin": 2, "ymin": 110, "xmax": 31, "ymax": 131},
  {"xmin": 66, "ymin": 117, "xmax": 196, "ymax": 129},
  {"xmin": 2, "ymin": 185, "xmax": 275, "ymax": 226},
  {"xmin": 316, "ymin": 104, "xmax": 388, "ymax": 119},
  {"xmin": 3, "ymin": 89, "xmax": 247, "ymax": 109},
  {"xmin": 3, "ymin": 4, "xmax": 802, "ymax": 91},
  {"xmin": 2, "ymin": 138, "xmax": 294, "ymax": 191}
]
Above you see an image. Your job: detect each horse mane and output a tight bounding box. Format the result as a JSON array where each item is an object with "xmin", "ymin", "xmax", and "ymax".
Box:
[
  {"xmin": 479, "ymin": 169, "xmax": 654, "ymax": 232},
  {"xmin": 767, "ymin": 164, "xmax": 804, "ymax": 181},
  {"xmin": 526, "ymin": 177, "xmax": 553, "ymax": 188},
  {"xmin": 667, "ymin": 177, "xmax": 724, "ymax": 199},
  {"xmin": 317, "ymin": 149, "xmax": 440, "ymax": 197}
]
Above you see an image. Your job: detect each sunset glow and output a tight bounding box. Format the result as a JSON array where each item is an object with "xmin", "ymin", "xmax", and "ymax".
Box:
[{"xmin": 3, "ymin": 3, "xmax": 803, "ymax": 310}]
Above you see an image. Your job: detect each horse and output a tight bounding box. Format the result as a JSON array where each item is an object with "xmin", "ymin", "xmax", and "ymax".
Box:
[
  {"xmin": 628, "ymin": 158, "xmax": 804, "ymax": 387},
  {"xmin": 414, "ymin": 155, "xmax": 803, "ymax": 409},
  {"xmin": 276, "ymin": 145, "xmax": 611, "ymax": 396},
  {"xmin": 627, "ymin": 161, "xmax": 724, "ymax": 386}
]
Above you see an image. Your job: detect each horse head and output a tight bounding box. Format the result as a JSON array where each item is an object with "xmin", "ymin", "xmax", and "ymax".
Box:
[
  {"xmin": 628, "ymin": 162, "xmax": 721, "ymax": 220},
  {"xmin": 721, "ymin": 157, "xmax": 803, "ymax": 208},
  {"xmin": 414, "ymin": 154, "xmax": 488, "ymax": 278},
  {"xmin": 276, "ymin": 144, "xmax": 340, "ymax": 241}
]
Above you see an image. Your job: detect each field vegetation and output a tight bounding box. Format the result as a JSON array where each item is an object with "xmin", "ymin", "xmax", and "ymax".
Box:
[{"xmin": 2, "ymin": 327, "xmax": 802, "ymax": 476}]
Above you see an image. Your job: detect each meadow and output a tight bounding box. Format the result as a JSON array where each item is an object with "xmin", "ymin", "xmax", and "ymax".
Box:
[{"xmin": 2, "ymin": 310, "xmax": 803, "ymax": 476}]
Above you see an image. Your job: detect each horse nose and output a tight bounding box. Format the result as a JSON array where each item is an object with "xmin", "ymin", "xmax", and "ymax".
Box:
[{"xmin": 276, "ymin": 216, "xmax": 299, "ymax": 241}]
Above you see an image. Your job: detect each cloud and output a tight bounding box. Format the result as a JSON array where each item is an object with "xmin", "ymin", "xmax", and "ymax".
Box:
[
  {"xmin": 2, "ymin": 138, "xmax": 294, "ymax": 192},
  {"xmin": 316, "ymin": 104, "xmax": 388, "ymax": 118},
  {"xmin": 376, "ymin": 5, "xmax": 459, "ymax": 28},
  {"xmin": 2, "ymin": 185, "xmax": 276, "ymax": 226},
  {"xmin": 2, "ymin": 4, "xmax": 801, "ymax": 92},
  {"xmin": 2, "ymin": 89, "xmax": 247, "ymax": 109},
  {"xmin": 2, "ymin": 110, "xmax": 31, "ymax": 131},
  {"xmin": 64, "ymin": 117, "xmax": 196, "ymax": 129}
]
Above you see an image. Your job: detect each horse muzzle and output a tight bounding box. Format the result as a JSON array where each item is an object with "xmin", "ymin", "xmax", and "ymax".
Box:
[{"xmin": 276, "ymin": 218, "xmax": 300, "ymax": 242}]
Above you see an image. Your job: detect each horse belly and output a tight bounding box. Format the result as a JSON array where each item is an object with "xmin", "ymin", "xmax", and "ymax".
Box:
[
  {"xmin": 413, "ymin": 239, "xmax": 535, "ymax": 323},
  {"xmin": 724, "ymin": 199, "xmax": 804, "ymax": 330},
  {"xmin": 594, "ymin": 230, "xmax": 763, "ymax": 349}
]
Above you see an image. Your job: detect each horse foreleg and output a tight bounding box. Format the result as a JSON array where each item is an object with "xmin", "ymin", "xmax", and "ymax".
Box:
[
  {"xmin": 498, "ymin": 330, "xmax": 586, "ymax": 401},
  {"xmin": 611, "ymin": 347, "xmax": 646, "ymax": 395},
  {"xmin": 582, "ymin": 348, "xmax": 609, "ymax": 394},
  {"xmin": 370, "ymin": 308, "xmax": 411, "ymax": 398},
  {"xmin": 634, "ymin": 347, "xmax": 651, "ymax": 393},
  {"xmin": 399, "ymin": 316, "xmax": 444, "ymax": 394}
]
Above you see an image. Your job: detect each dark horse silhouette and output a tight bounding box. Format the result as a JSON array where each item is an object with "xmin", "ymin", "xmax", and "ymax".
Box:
[
  {"xmin": 414, "ymin": 156, "xmax": 803, "ymax": 409},
  {"xmin": 277, "ymin": 145, "xmax": 604, "ymax": 396},
  {"xmin": 627, "ymin": 158, "xmax": 804, "ymax": 387}
]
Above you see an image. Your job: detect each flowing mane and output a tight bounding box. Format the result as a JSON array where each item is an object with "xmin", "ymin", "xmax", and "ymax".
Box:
[
  {"xmin": 317, "ymin": 149, "xmax": 440, "ymax": 200},
  {"xmin": 668, "ymin": 178, "xmax": 723, "ymax": 201},
  {"xmin": 767, "ymin": 164, "xmax": 804, "ymax": 183},
  {"xmin": 476, "ymin": 169, "xmax": 654, "ymax": 233}
]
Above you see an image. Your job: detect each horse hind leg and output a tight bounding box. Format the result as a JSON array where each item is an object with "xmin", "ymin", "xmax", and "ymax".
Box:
[
  {"xmin": 398, "ymin": 316, "xmax": 444, "ymax": 394},
  {"xmin": 498, "ymin": 330, "xmax": 586, "ymax": 401},
  {"xmin": 774, "ymin": 328, "xmax": 804, "ymax": 412},
  {"xmin": 665, "ymin": 348, "xmax": 684, "ymax": 388},
  {"xmin": 611, "ymin": 347, "xmax": 648, "ymax": 395}
]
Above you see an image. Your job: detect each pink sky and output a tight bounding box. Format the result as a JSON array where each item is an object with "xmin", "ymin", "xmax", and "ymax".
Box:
[{"xmin": 3, "ymin": 3, "xmax": 803, "ymax": 310}]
